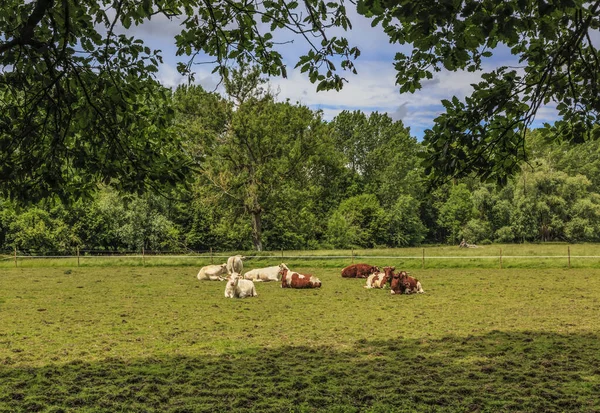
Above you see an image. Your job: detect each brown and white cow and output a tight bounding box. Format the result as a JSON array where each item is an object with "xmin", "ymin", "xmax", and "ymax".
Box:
[
  {"xmin": 281, "ymin": 269, "xmax": 322, "ymax": 289},
  {"xmin": 384, "ymin": 266, "xmax": 425, "ymax": 295},
  {"xmin": 364, "ymin": 272, "xmax": 390, "ymax": 289},
  {"xmin": 341, "ymin": 263, "xmax": 380, "ymax": 279}
]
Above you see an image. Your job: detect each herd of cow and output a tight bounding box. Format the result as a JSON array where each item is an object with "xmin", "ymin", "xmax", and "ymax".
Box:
[{"xmin": 196, "ymin": 255, "xmax": 424, "ymax": 298}]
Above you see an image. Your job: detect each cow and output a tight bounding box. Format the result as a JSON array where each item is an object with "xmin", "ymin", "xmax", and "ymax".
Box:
[
  {"xmin": 226, "ymin": 255, "xmax": 245, "ymax": 275},
  {"xmin": 224, "ymin": 273, "xmax": 258, "ymax": 298},
  {"xmin": 243, "ymin": 263, "xmax": 289, "ymax": 282},
  {"xmin": 402, "ymin": 274, "xmax": 425, "ymax": 294},
  {"xmin": 384, "ymin": 266, "xmax": 424, "ymax": 295},
  {"xmin": 341, "ymin": 263, "xmax": 380, "ymax": 278},
  {"xmin": 197, "ymin": 263, "xmax": 228, "ymax": 281},
  {"xmin": 281, "ymin": 268, "xmax": 322, "ymax": 289},
  {"xmin": 364, "ymin": 272, "xmax": 390, "ymax": 289}
]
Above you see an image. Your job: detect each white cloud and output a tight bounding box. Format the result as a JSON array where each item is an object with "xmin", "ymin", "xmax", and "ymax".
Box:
[{"xmin": 118, "ymin": 6, "xmax": 559, "ymax": 136}]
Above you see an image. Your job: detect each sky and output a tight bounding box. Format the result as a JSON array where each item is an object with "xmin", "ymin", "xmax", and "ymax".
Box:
[{"xmin": 125, "ymin": 7, "xmax": 560, "ymax": 139}]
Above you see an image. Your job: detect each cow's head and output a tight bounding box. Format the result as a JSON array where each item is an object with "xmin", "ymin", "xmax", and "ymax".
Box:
[
  {"xmin": 227, "ymin": 272, "xmax": 241, "ymax": 287},
  {"xmin": 371, "ymin": 266, "xmax": 380, "ymax": 273},
  {"xmin": 279, "ymin": 263, "xmax": 289, "ymax": 275},
  {"xmin": 310, "ymin": 276, "xmax": 322, "ymax": 288},
  {"xmin": 383, "ymin": 266, "xmax": 395, "ymax": 278}
]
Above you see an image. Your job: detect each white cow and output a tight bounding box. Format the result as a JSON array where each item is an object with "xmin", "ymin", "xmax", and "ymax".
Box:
[
  {"xmin": 224, "ymin": 273, "xmax": 257, "ymax": 298},
  {"xmin": 197, "ymin": 263, "xmax": 228, "ymax": 281},
  {"xmin": 226, "ymin": 255, "xmax": 245, "ymax": 275},
  {"xmin": 243, "ymin": 263, "xmax": 289, "ymax": 282}
]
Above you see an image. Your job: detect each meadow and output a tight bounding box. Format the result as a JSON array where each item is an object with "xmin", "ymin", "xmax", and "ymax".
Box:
[{"xmin": 1, "ymin": 248, "xmax": 600, "ymax": 412}]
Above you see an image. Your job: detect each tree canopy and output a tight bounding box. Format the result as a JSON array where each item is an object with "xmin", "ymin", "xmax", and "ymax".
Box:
[
  {"xmin": 356, "ymin": 0, "xmax": 600, "ymax": 184},
  {"xmin": 1, "ymin": 0, "xmax": 358, "ymax": 202},
  {"xmin": 2, "ymin": 0, "xmax": 600, "ymax": 202}
]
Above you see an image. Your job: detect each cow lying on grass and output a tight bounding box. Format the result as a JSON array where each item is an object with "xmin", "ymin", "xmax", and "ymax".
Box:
[
  {"xmin": 383, "ymin": 266, "xmax": 425, "ymax": 295},
  {"xmin": 197, "ymin": 264, "xmax": 228, "ymax": 281},
  {"xmin": 341, "ymin": 263, "xmax": 380, "ymax": 278},
  {"xmin": 281, "ymin": 269, "xmax": 322, "ymax": 289},
  {"xmin": 244, "ymin": 263, "xmax": 289, "ymax": 282},
  {"xmin": 364, "ymin": 272, "xmax": 390, "ymax": 289},
  {"xmin": 224, "ymin": 273, "xmax": 258, "ymax": 298}
]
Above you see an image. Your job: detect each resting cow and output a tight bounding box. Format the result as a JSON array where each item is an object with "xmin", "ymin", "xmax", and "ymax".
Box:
[
  {"xmin": 226, "ymin": 255, "xmax": 245, "ymax": 275},
  {"xmin": 197, "ymin": 263, "xmax": 228, "ymax": 281},
  {"xmin": 341, "ymin": 263, "xmax": 380, "ymax": 278},
  {"xmin": 364, "ymin": 272, "xmax": 390, "ymax": 289},
  {"xmin": 281, "ymin": 269, "xmax": 322, "ymax": 289},
  {"xmin": 244, "ymin": 263, "xmax": 288, "ymax": 282},
  {"xmin": 224, "ymin": 273, "xmax": 258, "ymax": 298},
  {"xmin": 384, "ymin": 266, "xmax": 425, "ymax": 295}
]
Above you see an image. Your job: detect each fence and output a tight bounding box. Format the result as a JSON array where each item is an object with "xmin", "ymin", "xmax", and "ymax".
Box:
[{"xmin": 2, "ymin": 246, "xmax": 599, "ymax": 269}]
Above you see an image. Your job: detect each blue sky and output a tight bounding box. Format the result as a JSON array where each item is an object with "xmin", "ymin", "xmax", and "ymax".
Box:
[{"xmin": 125, "ymin": 7, "xmax": 560, "ymax": 139}]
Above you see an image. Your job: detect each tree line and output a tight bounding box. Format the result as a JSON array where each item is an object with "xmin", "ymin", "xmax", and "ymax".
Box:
[{"xmin": 2, "ymin": 71, "xmax": 600, "ymax": 253}]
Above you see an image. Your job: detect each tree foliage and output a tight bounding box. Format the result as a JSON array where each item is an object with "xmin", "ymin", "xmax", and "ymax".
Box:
[
  {"xmin": 357, "ymin": 0, "xmax": 600, "ymax": 184},
  {"xmin": 0, "ymin": 0, "xmax": 359, "ymax": 202}
]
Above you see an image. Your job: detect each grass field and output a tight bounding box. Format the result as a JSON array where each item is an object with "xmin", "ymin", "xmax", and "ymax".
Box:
[
  {"xmin": 4, "ymin": 243, "xmax": 600, "ymax": 269},
  {"xmin": 1, "ymin": 261, "xmax": 600, "ymax": 412}
]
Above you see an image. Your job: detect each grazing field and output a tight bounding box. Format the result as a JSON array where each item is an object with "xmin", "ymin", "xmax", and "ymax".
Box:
[
  {"xmin": 4, "ymin": 243, "xmax": 600, "ymax": 269},
  {"xmin": 1, "ymin": 265, "xmax": 600, "ymax": 412}
]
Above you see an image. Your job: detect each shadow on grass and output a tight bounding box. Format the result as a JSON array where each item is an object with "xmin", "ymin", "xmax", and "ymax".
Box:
[{"xmin": 1, "ymin": 331, "xmax": 599, "ymax": 413}]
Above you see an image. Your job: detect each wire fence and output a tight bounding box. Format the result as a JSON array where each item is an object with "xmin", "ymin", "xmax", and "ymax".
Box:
[{"xmin": 2, "ymin": 246, "xmax": 600, "ymax": 269}]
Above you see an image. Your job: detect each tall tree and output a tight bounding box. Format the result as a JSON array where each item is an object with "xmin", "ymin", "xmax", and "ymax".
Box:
[
  {"xmin": 176, "ymin": 69, "xmax": 330, "ymax": 251},
  {"xmin": 330, "ymin": 110, "xmax": 421, "ymax": 205}
]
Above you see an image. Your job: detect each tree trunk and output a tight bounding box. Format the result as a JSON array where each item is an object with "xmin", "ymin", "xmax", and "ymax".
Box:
[{"xmin": 251, "ymin": 210, "xmax": 263, "ymax": 251}]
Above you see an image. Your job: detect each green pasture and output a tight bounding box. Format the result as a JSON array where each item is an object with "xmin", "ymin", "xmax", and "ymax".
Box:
[
  {"xmin": 1, "ymin": 263, "xmax": 600, "ymax": 412},
  {"xmin": 3, "ymin": 243, "xmax": 600, "ymax": 269}
]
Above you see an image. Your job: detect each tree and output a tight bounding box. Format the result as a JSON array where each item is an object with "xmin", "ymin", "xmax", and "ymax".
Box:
[
  {"xmin": 435, "ymin": 183, "xmax": 473, "ymax": 243},
  {"xmin": 358, "ymin": 0, "xmax": 600, "ymax": 184},
  {"xmin": 1, "ymin": 0, "xmax": 358, "ymax": 202},
  {"xmin": 1, "ymin": 1, "xmax": 195, "ymax": 202},
  {"xmin": 329, "ymin": 111, "xmax": 422, "ymax": 206},
  {"xmin": 176, "ymin": 68, "xmax": 331, "ymax": 251},
  {"xmin": 384, "ymin": 195, "xmax": 427, "ymax": 246},
  {"xmin": 325, "ymin": 194, "xmax": 387, "ymax": 248}
]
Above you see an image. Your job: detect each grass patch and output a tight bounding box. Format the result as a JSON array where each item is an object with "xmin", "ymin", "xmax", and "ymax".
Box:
[{"xmin": 1, "ymin": 266, "xmax": 600, "ymax": 411}]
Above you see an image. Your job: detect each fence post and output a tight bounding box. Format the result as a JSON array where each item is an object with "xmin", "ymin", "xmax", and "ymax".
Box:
[
  {"xmin": 422, "ymin": 248, "xmax": 425, "ymax": 269},
  {"xmin": 499, "ymin": 248, "xmax": 503, "ymax": 269},
  {"xmin": 568, "ymin": 246, "xmax": 571, "ymax": 269},
  {"xmin": 14, "ymin": 247, "xmax": 17, "ymax": 268},
  {"xmin": 210, "ymin": 247, "xmax": 213, "ymax": 264},
  {"xmin": 77, "ymin": 247, "xmax": 80, "ymax": 267},
  {"xmin": 281, "ymin": 248, "xmax": 283, "ymax": 259},
  {"xmin": 142, "ymin": 246, "xmax": 145, "ymax": 266}
]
